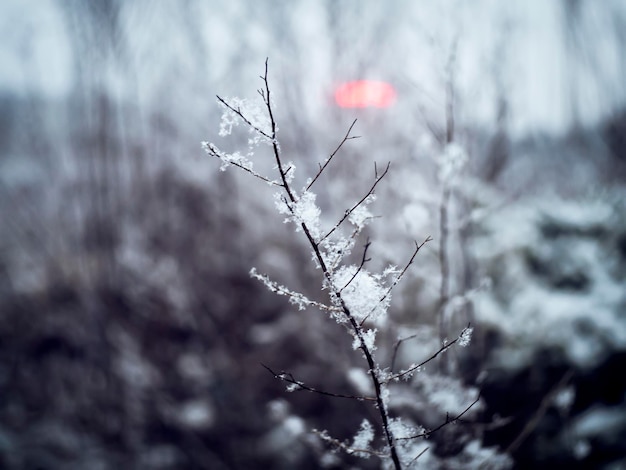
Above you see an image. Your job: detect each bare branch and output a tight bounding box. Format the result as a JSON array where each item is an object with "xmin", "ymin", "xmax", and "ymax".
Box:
[
  {"xmin": 391, "ymin": 334, "xmax": 418, "ymax": 372},
  {"xmin": 382, "ymin": 237, "xmax": 433, "ymax": 302},
  {"xmin": 438, "ymin": 186, "xmax": 452, "ymax": 372},
  {"xmin": 306, "ymin": 119, "xmax": 360, "ymax": 191},
  {"xmin": 407, "ymin": 446, "xmax": 430, "ymax": 467},
  {"xmin": 262, "ymin": 364, "xmax": 376, "ymax": 402},
  {"xmin": 385, "ymin": 325, "xmax": 471, "ymax": 383},
  {"xmin": 506, "ymin": 370, "xmax": 574, "ymax": 453},
  {"xmin": 396, "ymin": 396, "xmax": 481, "ymax": 441}
]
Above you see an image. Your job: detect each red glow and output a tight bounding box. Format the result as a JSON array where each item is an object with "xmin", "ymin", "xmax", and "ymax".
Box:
[{"xmin": 334, "ymin": 80, "xmax": 397, "ymax": 108}]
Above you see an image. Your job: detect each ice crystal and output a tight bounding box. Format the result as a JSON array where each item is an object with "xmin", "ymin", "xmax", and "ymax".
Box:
[
  {"xmin": 348, "ymin": 194, "xmax": 376, "ymax": 229},
  {"xmin": 458, "ymin": 327, "xmax": 473, "ymax": 347},
  {"xmin": 320, "ymin": 236, "xmax": 355, "ymax": 269},
  {"xmin": 201, "ymin": 142, "xmax": 253, "ymax": 172},
  {"xmin": 250, "ymin": 267, "xmax": 316, "ymax": 311},
  {"xmin": 350, "ymin": 419, "xmax": 374, "ymax": 458},
  {"xmin": 353, "ymin": 328, "xmax": 378, "ymax": 351},
  {"xmin": 332, "ymin": 265, "xmax": 390, "ymax": 324},
  {"xmin": 274, "ymin": 191, "xmax": 322, "ymax": 241},
  {"xmin": 218, "ymin": 96, "xmax": 272, "ymax": 138},
  {"xmin": 292, "ymin": 191, "xmax": 321, "ymax": 238}
]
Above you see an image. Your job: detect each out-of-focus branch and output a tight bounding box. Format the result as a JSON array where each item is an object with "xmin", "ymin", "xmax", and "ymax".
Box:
[{"xmin": 506, "ymin": 370, "xmax": 574, "ymax": 454}]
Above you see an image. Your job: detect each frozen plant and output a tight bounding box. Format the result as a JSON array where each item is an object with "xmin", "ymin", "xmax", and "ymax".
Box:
[{"xmin": 202, "ymin": 60, "xmax": 506, "ymax": 469}]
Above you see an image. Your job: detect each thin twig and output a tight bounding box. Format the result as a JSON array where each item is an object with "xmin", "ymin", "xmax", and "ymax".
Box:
[
  {"xmin": 391, "ymin": 334, "xmax": 418, "ymax": 372},
  {"xmin": 397, "ymin": 396, "xmax": 481, "ymax": 440},
  {"xmin": 216, "ymin": 95, "xmax": 273, "ymax": 141},
  {"xmin": 262, "ymin": 364, "xmax": 376, "ymax": 402},
  {"xmin": 320, "ymin": 162, "xmax": 391, "ymax": 243},
  {"xmin": 506, "ymin": 370, "xmax": 574, "ymax": 454},
  {"xmin": 382, "ymin": 237, "xmax": 433, "ymax": 304},
  {"xmin": 306, "ymin": 119, "xmax": 360, "ymax": 191},
  {"xmin": 202, "ymin": 142, "xmax": 281, "ymax": 186},
  {"xmin": 386, "ymin": 325, "xmax": 471, "ymax": 383},
  {"xmin": 407, "ymin": 446, "xmax": 430, "ymax": 467}
]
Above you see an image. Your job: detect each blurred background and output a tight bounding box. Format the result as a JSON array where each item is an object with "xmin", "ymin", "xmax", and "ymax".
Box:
[{"xmin": 1, "ymin": 0, "xmax": 625, "ymax": 468}]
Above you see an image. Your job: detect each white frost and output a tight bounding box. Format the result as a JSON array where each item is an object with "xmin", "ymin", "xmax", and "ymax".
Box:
[
  {"xmin": 332, "ymin": 265, "xmax": 390, "ymax": 324},
  {"xmin": 350, "ymin": 419, "xmax": 375, "ymax": 458}
]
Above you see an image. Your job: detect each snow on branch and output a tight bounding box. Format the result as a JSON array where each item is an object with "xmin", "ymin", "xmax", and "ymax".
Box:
[
  {"xmin": 262, "ymin": 364, "xmax": 376, "ymax": 402},
  {"xmin": 386, "ymin": 324, "xmax": 473, "ymax": 383},
  {"xmin": 201, "ymin": 59, "xmax": 490, "ymax": 470},
  {"xmin": 201, "ymin": 141, "xmax": 281, "ymax": 186},
  {"xmin": 249, "ymin": 268, "xmax": 335, "ymax": 312},
  {"xmin": 396, "ymin": 396, "xmax": 481, "ymax": 440},
  {"xmin": 321, "ymin": 162, "xmax": 390, "ymax": 242}
]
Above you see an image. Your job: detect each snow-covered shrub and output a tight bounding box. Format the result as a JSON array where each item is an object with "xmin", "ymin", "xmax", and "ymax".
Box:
[
  {"xmin": 474, "ymin": 196, "xmax": 626, "ymax": 370},
  {"xmin": 471, "ymin": 194, "xmax": 626, "ymax": 467}
]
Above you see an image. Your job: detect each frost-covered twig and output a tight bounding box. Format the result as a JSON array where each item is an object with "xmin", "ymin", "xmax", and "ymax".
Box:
[
  {"xmin": 250, "ymin": 267, "xmax": 337, "ymax": 312},
  {"xmin": 313, "ymin": 428, "xmax": 386, "ymax": 459},
  {"xmin": 201, "ymin": 141, "xmax": 281, "ymax": 186},
  {"xmin": 203, "ymin": 60, "xmax": 487, "ymax": 470},
  {"xmin": 257, "ymin": 60, "xmax": 403, "ymax": 470},
  {"xmin": 217, "ymin": 95, "xmax": 273, "ymax": 141},
  {"xmin": 397, "ymin": 395, "xmax": 481, "ymax": 441},
  {"xmin": 386, "ymin": 325, "xmax": 473, "ymax": 383},
  {"xmin": 262, "ymin": 364, "xmax": 376, "ymax": 402}
]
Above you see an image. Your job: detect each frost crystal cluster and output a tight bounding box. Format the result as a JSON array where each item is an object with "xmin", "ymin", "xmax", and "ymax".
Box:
[{"xmin": 332, "ymin": 265, "xmax": 390, "ymax": 324}]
